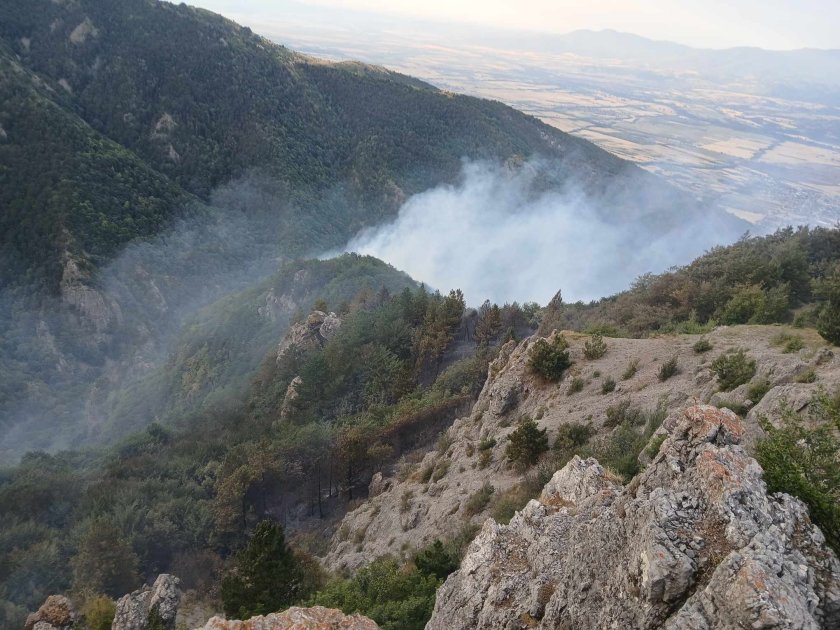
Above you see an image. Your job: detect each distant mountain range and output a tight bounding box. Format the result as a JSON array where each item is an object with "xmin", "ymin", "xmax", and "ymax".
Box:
[{"xmin": 501, "ymin": 29, "xmax": 840, "ymax": 101}]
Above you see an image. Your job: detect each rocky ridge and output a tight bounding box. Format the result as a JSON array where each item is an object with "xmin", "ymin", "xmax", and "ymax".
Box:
[
  {"xmin": 112, "ymin": 574, "xmax": 180, "ymax": 630},
  {"xmin": 427, "ymin": 405, "xmax": 840, "ymax": 628},
  {"xmin": 199, "ymin": 606, "xmax": 379, "ymax": 629},
  {"xmin": 324, "ymin": 325, "xmax": 839, "ymax": 572}
]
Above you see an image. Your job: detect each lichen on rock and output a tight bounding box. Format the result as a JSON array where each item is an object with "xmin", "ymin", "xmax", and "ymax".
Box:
[
  {"xmin": 427, "ymin": 405, "xmax": 840, "ymax": 629},
  {"xmin": 198, "ymin": 606, "xmax": 379, "ymax": 629}
]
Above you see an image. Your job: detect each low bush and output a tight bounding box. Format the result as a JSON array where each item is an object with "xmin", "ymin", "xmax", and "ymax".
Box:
[
  {"xmin": 747, "ymin": 377, "xmax": 771, "ymax": 403},
  {"xmin": 796, "ymin": 368, "xmax": 817, "ymax": 384},
  {"xmin": 528, "ymin": 335, "xmax": 572, "ymax": 381},
  {"xmin": 621, "ymin": 359, "xmax": 639, "ymax": 380},
  {"xmin": 413, "ymin": 540, "xmax": 458, "ymax": 580},
  {"xmin": 693, "ymin": 338, "xmax": 713, "ymax": 354},
  {"xmin": 604, "ymin": 399, "xmax": 644, "ymax": 428},
  {"xmin": 465, "ymin": 483, "xmax": 495, "ymax": 516},
  {"xmin": 583, "ymin": 334, "xmax": 607, "ymax": 360},
  {"xmin": 711, "ymin": 350, "xmax": 756, "ymax": 391},
  {"xmin": 756, "ymin": 390, "xmax": 840, "ymax": 553},
  {"xmin": 505, "ymin": 417, "xmax": 549, "ymax": 468},
  {"xmin": 553, "ymin": 422, "xmax": 596, "ymax": 452},
  {"xmin": 644, "ymin": 433, "xmax": 667, "ymax": 459},
  {"xmin": 308, "ymin": 557, "xmax": 440, "ymax": 630},
  {"xmin": 658, "ymin": 357, "xmax": 680, "ymax": 381},
  {"xmin": 491, "ymin": 483, "xmax": 533, "ymax": 524},
  {"xmin": 81, "ymin": 596, "xmax": 116, "ymax": 630},
  {"xmin": 567, "ymin": 376, "xmax": 585, "ymax": 395},
  {"xmin": 601, "ymin": 376, "xmax": 616, "ymax": 394},
  {"xmin": 596, "ymin": 403, "xmax": 667, "ymax": 481},
  {"xmin": 478, "ymin": 437, "xmax": 496, "ymax": 451},
  {"xmin": 771, "ymin": 331, "xmax": 804, "ymax": 353}
]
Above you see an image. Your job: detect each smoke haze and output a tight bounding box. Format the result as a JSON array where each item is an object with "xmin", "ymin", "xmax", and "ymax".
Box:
[{"xmin": 345, "ymin": 161, "xmax": 739, "ymax": 304}]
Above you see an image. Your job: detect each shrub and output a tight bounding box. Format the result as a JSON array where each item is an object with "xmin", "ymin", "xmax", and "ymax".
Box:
[
  {"xmin": 221, "ymin": 520, "xmax": 305, "ymax": 620},
  {"xmin": 477, "ymin": 450, "xmax": 492, "ymax": 469},
  {"xmin": 657, "ymin": 357, "xmax": 680, "ymax": 381},
  {"xmin": 816, "ymin": 268, "xmax": 840, "ymax": 346},
  {"xmin": 419, "ymin": 464, "xmax": 434, "ymax": 483},
  {"xmin": 553, "ymin": 422, "xmax": 595, "ymax": 452},
  {"xmin": 621, "ymin": 359, "xmax": 639, "ymax": 380},
  {"xmin": 505, "ymin": 417, "xmax": 549, "ymax": 468},
  {"xmin": 308, "ymin": 557, "xmax": 439, "ymax": 630},
  {"xmin": 604, "ymin": 400, "xmax": 644, "ymax": 428},
  {"xmin": 717, "ymin": 398, "xmax": 750, "ymax": 416},
  {"xmin": 596, "ymin": 404, "xmax": 666, "ymax": 481},
  {"xmin": 711, "ymin": 350, "xmax": 756, "ymax": 391},
  {"xmin": 430, "ymin": 460, "xmax": 450, "ymax": 482},
  {"xmin": 567, "ymin": 376, "xmax": 585, "ymax": 395},
  {"xmin": 644, "ymin": 433, "xmax": 667, "ymax": 459},
  {"xmin": 747, "ymin": 378, "xmax": 771, "ymax": 403},
  {"xmin": 583, "ymin": 334, "xmax": 607, "ymax": 359},
  {"xmin": 465, "ymin": 483, "xmax": 495, "ymax": 516},
  {"xmin": 81, "ymin": 596, "xmax": 115, "ymax": 630},
  {"xmin": 771, "ymin": 331, "xmax": 804, "ymax": 353},
  {"xmin": 528, "ymin": 335, "xmax": 572, "ymax": 381},
  {"xmin": 756, "ymin": 390, "xmax": 840, "ymax": 553},
  {"xmin": 796, "ymin": 368, "xmax": 817, "ymax": 384},
  {"xmin": 478, "ymin": 437, "xmax": 496, "ymax": 451},
  {"xmin": 413, "ymin": 540, "xmax": 458, "ymax": 580},
  {"xmin": 491, "ymin": 483, "xmax": 533, "ymax": 524},
  {"xmin": 436, "ymin": 431, "xmax": 453, "ymax": 454},
  {"xmin": 601, "ymin": 376, "xmax": 616, "ymax": 394},
  {"xmin": 693, "ymin": 338, "xmax": 713, "ymax": 354}
]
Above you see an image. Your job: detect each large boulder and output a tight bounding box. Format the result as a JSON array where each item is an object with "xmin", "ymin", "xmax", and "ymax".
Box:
[
  {"xmin": 112, "ymin": 574, "xmax": 180, "ymax": 630},
  {"xmin": 427, "ymin": 405, "xmax": 840, "ymax": 629},
  {"xmin": 277, "ymin": 311, "xmax": 342, "ymax": 362},
  {"xmin": 24, "ymin": 595, "xmax": 76, "ymax": 630},
  {"xmin": 198, "ymin": 606, "xmax": 379, "ymax": 629}
]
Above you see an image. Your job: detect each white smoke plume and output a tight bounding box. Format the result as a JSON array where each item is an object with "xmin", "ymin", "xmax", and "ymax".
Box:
[{"xmin": 345, "ymin": 160, "xmax": 742, "ymax": 304}]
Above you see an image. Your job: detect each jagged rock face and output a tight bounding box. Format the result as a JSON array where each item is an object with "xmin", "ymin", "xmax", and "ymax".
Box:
[
  {"xmin": 322, "ymin": 327, "xmax": 839, "ymax": 573},
  {"xmin": 427, "ymin": 406, "xmax": 840, "ymax": 629},
  {"xmin": 276, "ymin": 311, "xmax": 342, "ymax": 362},
  {"xmin": 198, "ymin": 606, "xmax": 379, "ymax": 629},
  {"xmin": 113, "ymin": 574, "xmax": 180, "ymax": 630},
  {"xmin": 24, "ymin": 595, "xmax": 76, "ymax": 630}
]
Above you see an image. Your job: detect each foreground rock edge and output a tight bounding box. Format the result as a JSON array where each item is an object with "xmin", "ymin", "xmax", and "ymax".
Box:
[{"xmin": 427, "ymin": 405, "xmax": 840, "ymax": 629}]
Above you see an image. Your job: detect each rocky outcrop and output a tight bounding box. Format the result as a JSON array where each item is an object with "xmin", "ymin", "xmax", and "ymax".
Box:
[
  {"xmin": 323, "ymin": 326, "xmax": 839, "ymax": 573},
  {"xmin": 113, "ymin": 574, "xmax": 180, "ymax": 630},
  {"xmin": 24, "ymin": 595, "xmax": 76, "ymax": 630},
  {"xmin": 198, "ymin": 607, "xmax": 378, "ymax": 629},
  {"xmin": 279, "ymin": 375, "xmax": 303, "ymax": 421},
  {"xmin": 277, "ymin": 311, "xmax": 342, "ymax": 362},
  {"xmin": 427, "ymin": 406, "xmax": 840, "ymax": 629},
  {"xmin": 60, "ymin": 256, "xmax": 121, "ymax": 333}
]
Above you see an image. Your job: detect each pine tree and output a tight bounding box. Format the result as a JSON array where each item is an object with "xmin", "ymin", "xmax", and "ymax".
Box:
[
  {"xmin": 221, "ymin": 520, "xmax": 304, "ymax": 619},
  {"xmin": 817, "ymin": 267, "xmax": 840, "ymax": 346},
  {"xmin": 505, "ymin": 417, "xmax": 549, "ymax": 468},
  {"xmin": 527, "ymin": 335, "xmax": 571, "ymax": 381}
]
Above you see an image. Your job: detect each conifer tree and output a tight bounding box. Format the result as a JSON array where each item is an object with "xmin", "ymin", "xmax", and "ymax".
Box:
[{"xmin": 221, "ymin": 520, "xmax": 304, "ymax": 619}]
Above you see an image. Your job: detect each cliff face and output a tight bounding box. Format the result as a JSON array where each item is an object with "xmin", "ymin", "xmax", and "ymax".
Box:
[
  {"xmin": 324, "ymin": 326, "xmax": 838, "ymax": 573},
  {"xmin": 427, "ymin": 406, "xmax": 840, "ymax": 629}
]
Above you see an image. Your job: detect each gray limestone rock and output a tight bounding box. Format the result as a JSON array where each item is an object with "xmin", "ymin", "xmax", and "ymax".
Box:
[
  {"xmin": 112, "ymin": 574, "xmax": 180, "ymax": 630},
  {"xmin": 427, "ymin": 406, "xmax": 840, "ymax": 629}
]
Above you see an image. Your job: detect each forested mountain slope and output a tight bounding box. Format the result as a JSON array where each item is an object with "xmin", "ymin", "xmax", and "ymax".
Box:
[
  {"xmin": 0, "ymin": 0, "xmax": 747, "ymax": 457},
  {"xmin": 0, "ymin": 0, "xmax": 710, "ymax": 293}
]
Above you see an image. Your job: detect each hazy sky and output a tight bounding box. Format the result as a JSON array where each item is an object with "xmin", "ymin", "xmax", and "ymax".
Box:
[{"xmin": 191, "ymin": 0, "xmax": 839, "ymax": 50}]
